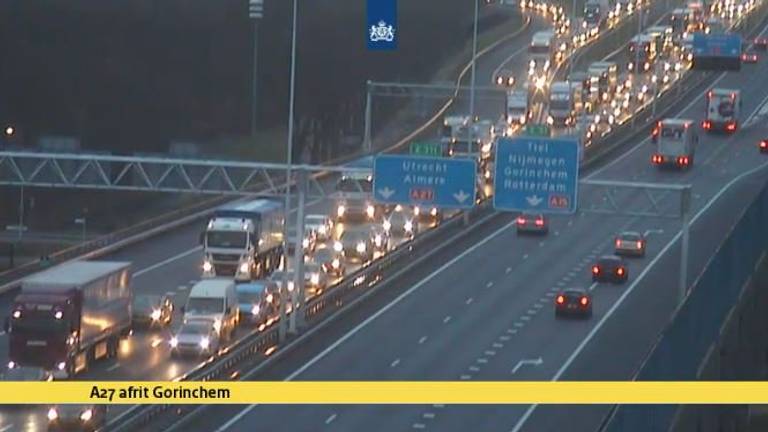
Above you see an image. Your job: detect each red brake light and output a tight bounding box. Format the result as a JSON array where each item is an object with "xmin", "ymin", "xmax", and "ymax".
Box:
[
  {"xmin": 556, "ymin": 295, "xmax": 565, "ymax": 304},
  {"xmin": 726, "ymin": 122, "xmax": 736, "ymax": 131},
  {"xmin": 636, "ymin": 241, "xmax": 643, "ymax": 249},
  {"xmin": 761, "ymin": 140, "xmax": 768, "ymax": 148},
  {"xmin": 592, "ymin": 265, "xmax": 600, "ymax": 274},
  {"xmin": 580, "ymin": 297, "xmax": 589, "ymax": 306},
  {"xmin": 707, "ymin": 90, "xmax": 712, "ymax": 98},
  {"xmin": 535, "ymin": 219, "xmax": 544, "ymax": 226},
  {"xmin": 517, "ymin": 217, "xmax": 525, "ymax": 224},
  {"xmin": 617, "ymin": 267, "xmax": 625, "ymax": 275},
  {"xmin": 615, "ymin": 239, "xmax": 621, "ymax": 247}
]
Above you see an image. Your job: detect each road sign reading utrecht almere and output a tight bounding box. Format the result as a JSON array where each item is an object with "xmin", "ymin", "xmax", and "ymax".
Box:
[
  {"xmin": 493, "ymin": 136, "xmax": 579, "ymax": 214},
  {"xmin": 373, "ymin": 155, "xmax": 476, "ymax": 209}
]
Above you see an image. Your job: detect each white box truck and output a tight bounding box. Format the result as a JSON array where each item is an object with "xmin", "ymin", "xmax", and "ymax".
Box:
[
  {"xmin": 548, "ymin": 81, "xmax": 574, "ymax": 126},
  {"xmin": 183, "ymin": 279, "xmax": 239, "ymax": 342},
  {"xmin": 506, "ymin": 89, "xmax": 531, "ymax": 127},
  {"xmin": 651, "ymin": 119, "xmax": 698, "ymax": 169},
  {"xmin": 702, "ymin": 88, "xmax": 741, "ymax": 133}
]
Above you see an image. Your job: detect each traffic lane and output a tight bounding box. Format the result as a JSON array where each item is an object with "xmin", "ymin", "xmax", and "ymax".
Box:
[
  {"xmin": 590, "ymin": 54, "xmax": 768, "ymax": 184},
  {"xmin": 0, "ymin": 408, "xmax": 48, "ymax": 432},
  {"xmin": 518, "ymin": 157, "xmax": 768, "ymax": 432},
  {"xmin": 190, "ymin": 207, "xmax": 644, "ymax": 432}
]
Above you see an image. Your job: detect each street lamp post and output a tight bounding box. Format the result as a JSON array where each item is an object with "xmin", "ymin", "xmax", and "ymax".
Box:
[
  {"xmin": 249, "ymin": 0, "xmax": 264, "ymax": 136},
  {"xmin": 280, "ymin": 0, "xmax": 299, "ymax": 343}
]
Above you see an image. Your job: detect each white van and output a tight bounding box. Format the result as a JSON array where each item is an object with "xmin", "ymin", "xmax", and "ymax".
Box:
[{"xmin": 183, "ymin": 279, "xmax": 239, "ymax": 341}]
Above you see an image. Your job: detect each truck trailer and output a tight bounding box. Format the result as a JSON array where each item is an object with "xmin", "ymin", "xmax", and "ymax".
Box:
[
  {"xmin": 651, "ymin": 118, "xmax": 698, "ymax": 169},
  {"xmin": 202, "ymin": 199, "xmax": 285, "ymax": 281},
  {"xmin": 6, "ymin": 261, "xmax": 133, "ymax": 378},
  {"xmin": 702, "ymin": 88, "xmax": 741, "ymax": 133},
  {"xmin": 548, "ymin": 81, "xmax": 575, "ymax": 126}
]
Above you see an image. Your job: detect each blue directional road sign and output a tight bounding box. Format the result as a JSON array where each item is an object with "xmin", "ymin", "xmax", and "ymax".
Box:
[
  {"xmin": 493, "ymin": 136, "xmax": 579, "ymax": 214},
  {"xmin": 692, "ymin": 33, "xmax": 741, "ymax": 58},
  {"xmin": 373, "ymin": 155, "xmax": 476, "ymax": 209}
]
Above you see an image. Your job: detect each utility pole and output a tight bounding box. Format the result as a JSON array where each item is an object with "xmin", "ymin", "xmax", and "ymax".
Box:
[{"xmin": 249, "ymin": 0, "xmax": 264, "ymax": 136}]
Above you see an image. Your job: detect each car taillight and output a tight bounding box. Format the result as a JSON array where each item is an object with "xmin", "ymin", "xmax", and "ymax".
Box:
[
  {"xmin": 517, "ymin": 217, "xmax": 526, "ymax": 224},
  {"xmin": 677, "ymin": 156, "xmax": 688, "ymax": 166},
  {"xmin": 617, "ymin": 267, "xmax": 625, "ymax": 275},
  {"xmin": 592, "ymin": 266, "xmax": 600, "ymax": 274},
  {"xmin": 556, "ymin": 295, "xmax": 565, "ymax": 304},
  {"xmin": 636, "ymin": 241, "xmax": 643, "ymax": 249},
  {"xmin": 702, "ymin": 120, "xmax": 711, "ymax": 129},
  {"xmin": 615, "ymin": 239, "xmax": 621, "ymax": 248},
  {"xmin": 535, "ymin": 219, "xmax": 544, "ymax": 226},
  {"xmin": 580, "ymin": 297, "xmax": 589, "ymax": 306},
  {"xmin": 761, "ymin": 140, "xmax": 768, "ymax": 148},
  {"xmin": 726, "ymin": 122, "xmax": 736, "ymax": 131}
]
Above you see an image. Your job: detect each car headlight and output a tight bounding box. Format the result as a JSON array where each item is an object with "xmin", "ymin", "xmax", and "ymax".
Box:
[
  {"xmin": 331, "ymin": 258, "xmax": 340, "ymax": 269},
  {"xmin": 356, "ymin": 242, "xmax": 367, "ymax": 253},
  {"xmin": 318, "ymin": 225, "xmax": 327, "ymax": 235},
  {"xmin": 251, "ymin": 305, "xmax": 260, "ymax": 316},
  {"xmin": 333, "ymin": 241, "xmax": 343, "ymax": 252},
  {"xmin": 481, "ymin": 143, "xmax": 491, "ymax": 153},
  {"xmin": 374, "ymin": 234, "xmax": 383, "ymax": 246},
  {"xmin": 239, "ymin": 262, "xmax": 249, "ymax": 273},
  {"xmin": 302, "ymin": 238, "xmax": 310, "ymax": 249},
  {"xmin": 47, "ymin": 408, "xmax": 58, "ymax": 421},
  {"xmin": 404, "ymin": 221, "xmax": 414, "ymax": 232},
  {"xmin": 366, "ymin": 205, "xmax": 375, "ymax": 218},
  {"xmin": 430, "ymin": 208, "xmax": 438, "ymax": 216},
  {"xmin": 80, "ymin": 409, "xmax": 93, "ymax": 422},
  {"xmin": 547, "ymin": 116, "xmax": 554, "ymax": 125},
  {"xmin": 337, "ymin": 205, "xmax": 345, "ymax": 217},
  {"xmin": 202, "ymin": 260, "xmax": 213, "ymax": 272},
  {"xmin": 199, "ymin": 337, "xmax": 210, "ymax": 350},
  {"xmin": 310, "ymin": 274, "xmax": 320, "ymax": 285},
  {"xmin": 213, "ymin": 319, "xmax": 222, "ymax": 333},
  {"xmin": 382, "ymin": 220, "xmax": 391, "ymax": 231},
  {"xmin": 287, "ymin": 280, "xmax": 295, "ymax": 291},
  {"xmin": 151, "ymin": 309, "xmax": 161, "ymax": 321},
  {"xmin": 519, "ymin": 114, "xmax": 527, "ymax": 124},
  {"xmin": 413, "ymin": 206, "xmax": 421, "ymax": 216},
  {"xmin": 266, "ymin": 293, "xmax": 274, "ymax": 303},
  {"xmin": 170, "ymin": 337, "xmax": 179, "ymax": 348}
]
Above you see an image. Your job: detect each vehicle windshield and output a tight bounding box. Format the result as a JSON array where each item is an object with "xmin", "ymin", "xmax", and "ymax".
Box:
[
  {"xmin": 661, "ymin": 126, "xmax": 685, "ymax": 140},
  {"xmin": 620, "ymin": 233, "xmax": 642, "ymax": 241},
  {"xmin": 236, "ymin": 289, "xmax": 265, "ymax": 303},
  {"xmin": 180, "ymin": 322, "xmax": 211, "ymax": 335},
  {"xmin": 185, "ymin": 297, "xmax": 224, "ymax": 315},
  {"xmin": 133, "ymin": 296, "xmax": 158, "ymax": 309},
  {"xmin": 550, "ymin": 98, "xmax": 571, "ymax": 110},
  {"xmin": 206, "ymin": 231, "xmax": 247, "ymax": 248},
  {"xmin": 336, "ymin": 177, "xmax": 372, "ymax": 193},
  {"xmin": 11, "ymin": 308, "xmax": 69, "ymax": 333},
  {"xmin": 529, "ymin": 45, "xmax": 550, "ymax": 55},
  {"xmin": 4, "ymin": 368, "xmax": 43, "ymax": 380},
  {"xmin": 585, "ymin": 6, "xmax": 600, "ymax": 22}
]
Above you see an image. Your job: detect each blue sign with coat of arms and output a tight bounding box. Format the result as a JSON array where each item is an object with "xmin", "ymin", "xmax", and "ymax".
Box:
[{"xmin": 367, "ymin": 0, "xmax": 397, "ymax": 50}]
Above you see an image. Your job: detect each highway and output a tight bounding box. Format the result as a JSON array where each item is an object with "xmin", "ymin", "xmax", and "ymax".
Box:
[
  {"xmin": 0, "ymin": 1, "xmax": 761, "ymax": 431},
  {"xmin": 0, "ymin": 6, "xmax": 554, "ymax": 432},
  {"xmin": 181, "ymin": 16, "xmax": 768, "ymax": 432}
]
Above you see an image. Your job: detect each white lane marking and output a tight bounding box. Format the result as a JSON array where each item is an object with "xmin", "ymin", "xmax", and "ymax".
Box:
[
  {"xmin": 511, "ymin": 157, "xmax": 768, "ymax": 432},
  {"xmin": 567, "ymin": 220, "xmax": 573, "ymax": 226},
  {"xmin": 413, "ymin": 423, "xmax": 427, "ymax": 429},
  {"xmin": 188, "ymin": 280, "xmax": 198, "ymax": 285},
  {"xmin": 486, "ymin": 281, "xmax": 494, "ymax": 288},
  {"xmin": 554, "ymin": 231, "xmax": 560, "ymax": 236},
  {"xmin": 538, "ymin": 242, "xmax": 545, "ymax": 247},
  {"xmin": 469, "ymin": 366, "xmax": 481, "ymax": 372},
  {"xmin": 0, "ymin": 425, "xmax": 14, "ymax": 432},
  {"xmin": 418, "ymin": 336, "xmax": 428, "ymax": 344},
  {"xmin": 508, "ymin": 328, "xmax": 519, "ymax": 334},
  {"xmin": 390, "ymin": 358, "xmax": 400, "ymax": 368},
  {"xmin": 325, "ymin": 414, "xmax": 337, "ymax": 425},
  {"xmin": 177, "ymin": 285, "xmax": 187, "ymax": 291},
  {"xmin": 643, "ymin": 229, "xmax": 664, "ymax": 237},
  {"xmin": 533, "ymin": 303, "xmax": 544, "ymax": 309},
  {"xmin": 512, "ymin": 357, "xmax": 544, "ymax": 374},
  {"xmin": 459, "ymin": 374, "xmax": 472, "ymax": 380},
  {"xmin": 433, "ymin": 404, "xmax": 445, "ymax": 409},
  {"xmin": 466, "ymin": 297, "xmax": 474, "ymax": 305},
  {"xmin": 134, "ymin": 247, "xmax": 201, "ymax": 277},
  {"xmin": 165, "ymin": 291, "xmax": 177, "ymax": 296},
  {"xmin": 527, "ymin": 309, "xmax": 538, "ymax": 315},
  {"xmin": 500, "ymin": 335, "xmax": 512, "ymax": 341},
  {"xmin": 216, "ymin": 217, "xmax": 519, "ymax": 431},
  {"xmin": 443, "ymin": 316, "xmax": 452, "ymax": 324},
  {"xmin": 522, "ymin": 254, "xmax": 529, "ymax": 259},
  {"xmin": 556, "ymin": 281, "xmax": 566, "ymax": 287},
  {"xmin": 493, "ymin": 342, "xmax": 504, "ymax": 349},
  {"xmin": 477, "ymin": 358, "xmax": 489, "ymax": 364},
  {"xmin": 423, "ymin": 412, "xmax": 436, "ymax": 419},
  {"xmin": 0, "ymin": 331, "xmax": 5, "ymax": 336},
  {"xmin": 485, "ymin": 350, "xmax": 497, "ymax": 356},
  {"xmin": 506, "ymin": 267, "xmax": 513, "ymax": 273},
  {"xmin": 106, "ymin": 363, "xmax": 121, "ymax": 372},
  {"xmin": 588, "ymin": 282, "xmax": 599, "ymax": 292},
  {"xmin": 520, "ymin": 315, "xmax": 531, "ymax": 321}
]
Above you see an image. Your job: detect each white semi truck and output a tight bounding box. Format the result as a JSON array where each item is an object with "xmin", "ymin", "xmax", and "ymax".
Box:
[
  {"xmin": 651, "ymin": 119, "xmax": 698, "ymax": 169},
  {"xmin": 506, "ymin": 89, "xmax": 531, "ymax": 127},
  {"xmin": 201, "ymin": 199, "xmax": 285, "ymax": 281},
  {"xmin": 702, "ymin": 88, "xmax": 741, "ymax": 133}
]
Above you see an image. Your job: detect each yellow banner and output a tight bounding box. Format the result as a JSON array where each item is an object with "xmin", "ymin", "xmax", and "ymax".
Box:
[{"xmin": 1, "ymin": 382, "xmax": 768, "ymax": 404}]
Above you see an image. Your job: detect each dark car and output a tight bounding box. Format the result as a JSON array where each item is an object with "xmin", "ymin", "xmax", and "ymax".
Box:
[
  {"xmin": 555, "ymin": 289, "xmax": 593, "ymax": 318},
  {"xmin": 614, "ymin": 231, "xmax": 646, "ymax": 257},
  {"xmin": 592, "ymin": 255, "xmax": 628, "ymax": 284},
  {"xmin": 335, "ymin": 228, "xmax": 375, "ymax": 262},
  {"xmin": 759, "ymin": 139, "xmax": 768, "ymax": 153},
  {"xmin": 741, "ymin": 52, "xmax": 758, "ymax": 63},
  {"xmin": 48, "ymin": 404, "xmax": 107, "ymax": 432},
  {"xmin": 755, "ymin": 37, "xmax": 768, "ymax": 50},
  {"xmin": 312, "ymin": 246, "xmax": 345, "ymax": 277},
  {"xmin": 132, "ymin": 294, "xmax": 173, "ymax": 328},
  {"xmin": 516, "ymin": 213, "xmax": 549, "ymax": 234}
]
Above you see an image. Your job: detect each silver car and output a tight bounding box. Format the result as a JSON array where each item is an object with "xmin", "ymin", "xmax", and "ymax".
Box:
[
  {"xmin": 170, "ymin": 319, "xmax": 220, "ymax": 358},
  {"xmin": 335, "ymin": 229, "xmax": 374, "ymax": 262},
  {"xmin": 383, "ymin": 208, "xmax": 418, "ymax": 238},
  {"xmin": 304, "ymin": 262, "xmax": 329, "ymax": 296}
]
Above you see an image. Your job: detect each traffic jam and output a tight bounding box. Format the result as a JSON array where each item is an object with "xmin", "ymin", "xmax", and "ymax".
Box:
[{"xmin": 0, "ymin": 0, "xmax": 765, "ymax": 428}]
